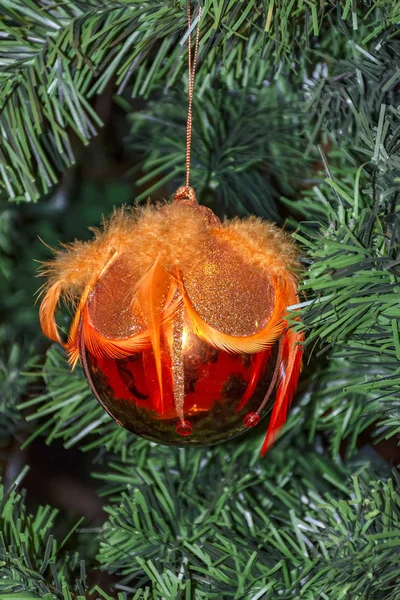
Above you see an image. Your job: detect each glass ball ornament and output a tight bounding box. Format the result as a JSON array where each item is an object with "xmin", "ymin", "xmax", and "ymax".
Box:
[{"xmin": 39, "ymin": 187, "xmax": 302, "ymax": 455}]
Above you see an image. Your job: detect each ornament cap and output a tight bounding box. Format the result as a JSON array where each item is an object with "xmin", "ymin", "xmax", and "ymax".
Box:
[
  {"xmin": 173, "ymin": 186, "xmax": 198, "ymax": 205},
  {"xmin": 172, "ymin": 185, "xmax": 221, "ymax": 226}
]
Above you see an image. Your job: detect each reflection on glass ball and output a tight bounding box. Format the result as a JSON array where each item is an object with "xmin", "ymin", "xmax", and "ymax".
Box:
[{"xmin": 80, "ymin": 318, "xmax": 279, "ymax": 446}]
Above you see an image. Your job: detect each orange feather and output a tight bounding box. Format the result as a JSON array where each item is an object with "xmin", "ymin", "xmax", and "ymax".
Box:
[
  {"xmin": 179, "ymin": 273, "xmax": 291, "ymax": 354},
  {"xmin": 66, "ymin": 284, "xmax": 95, "ymax": 369},
  {"xmin": 260, "ymin": 324, "xmax": 303, "ymax": 456},
  {"xmin": 39, "ymin": 281, "xmax": 64, "ymax": 344},
  {"xmin": 68, "ymin": 275, "xmax": 183, "ymax": 366},
  {"xmin": 82, "ymin": 304, "xmax": 151, "ymax": 359},
  {"xmin": 135, "ymin": 260, "xmax": 171, "ymax": 403},
  {"xmin": 40, "ymin": 251, "xmax": 120, "ymax": 362}
]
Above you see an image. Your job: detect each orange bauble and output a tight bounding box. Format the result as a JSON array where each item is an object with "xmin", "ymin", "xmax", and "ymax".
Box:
[{"xmin": 39, "ymin": 187, "xmax": 302, "ymax": 455}]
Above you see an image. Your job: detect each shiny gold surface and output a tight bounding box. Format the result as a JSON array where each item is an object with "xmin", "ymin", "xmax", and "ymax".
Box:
[
  {"xmin": 88, "ymin": 254, "xmax": 145, "ymax": 338},
  {"xmin": 182, "ymin": 237, "xmax": 275, "ymax": 337}
]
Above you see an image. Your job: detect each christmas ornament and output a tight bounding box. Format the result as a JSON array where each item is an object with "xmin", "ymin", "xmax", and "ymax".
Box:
[{"xmin": 38, "ymin": 7, "xmax": 303, "ymax": 455}]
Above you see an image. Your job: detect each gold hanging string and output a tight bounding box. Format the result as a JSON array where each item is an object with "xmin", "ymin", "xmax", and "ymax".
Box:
[{"xmin": 185, "ymin": 4, "xmax": 202, "ymax": 189}]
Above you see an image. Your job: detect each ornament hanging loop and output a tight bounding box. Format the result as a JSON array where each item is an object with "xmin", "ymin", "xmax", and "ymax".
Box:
[{"xmin": 185, "ymin": 4, "xmax": 202, "ymax": 189}]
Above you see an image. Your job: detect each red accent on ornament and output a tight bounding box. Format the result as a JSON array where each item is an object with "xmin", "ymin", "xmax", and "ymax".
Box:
[
  {"xmin": 244, "ymin": 412, "xmax": 261, "ymax": 428},
  {"xmin": 175, "ymin": 420, "xmax": 193, "ymax": 436}
]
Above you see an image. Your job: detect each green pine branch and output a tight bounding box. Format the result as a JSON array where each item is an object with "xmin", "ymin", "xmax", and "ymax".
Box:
[
  {"xmin": 305, "ymin": 39, "xmax": 400, "ymax": 201},
  {"xmin": 2, "ymin": 450, "xmax": 398, "ymax": 599},
  {"xmin": 130, "ymin": 84, "xmax": 308, "ymax": 218},
  {"xmin": 0, "ymin": 1, "xmax": 183, "ymax": 201},
  {"xmin": 0, "ymin": 341, "xmax": 37, "ymax": 440},
  {"xmin": 272, "ymin": 21, "xmax": 400, "ymax": 453},
  {"xmin": 93, "ymin": 448, "xmax": 398, "ymax": 599},
  {"xmin": 286, "ymin": 351, "xmax": 400, "ymax": 458},
  {"xmin": 0, "ymin": 472, "xmax": 89, "ymax": 599},
  {"xmin": 1, "ymin": 0, "xmax": 397, "ymax": 202},
  {"xmin": 20, "ymin": 345, "xmax": 133, "ymax": 456},
  {"xmin": 0, "ymin": 206, "xmax": 39, "ymax": 440}
]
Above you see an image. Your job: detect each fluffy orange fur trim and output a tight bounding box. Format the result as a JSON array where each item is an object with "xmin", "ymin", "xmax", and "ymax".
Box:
[
  {"xmin": 39, "ymin": 203, "xmax": 301, "ymax": 355},
  {"xmin": 39, "ymin": 203, "xmax": 210, "ymax": 301},
  {"xmin": 38, "ymin": 211, "xmax": 132, "ymax": 309},
  {"xmin": 38, "ymin": 203, "xmax": 210, "ymax": 345}
]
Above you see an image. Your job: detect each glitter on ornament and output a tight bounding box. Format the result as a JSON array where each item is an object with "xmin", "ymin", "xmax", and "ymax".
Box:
[{"xmin": 38, "ymin": 186, "xmax": 303, "ymax": 456}]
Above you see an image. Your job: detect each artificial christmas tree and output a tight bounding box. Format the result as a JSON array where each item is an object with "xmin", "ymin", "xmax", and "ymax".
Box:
[{"xmin": 0, "ymin": 1, "xmax": 399, "ymax": 598}]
